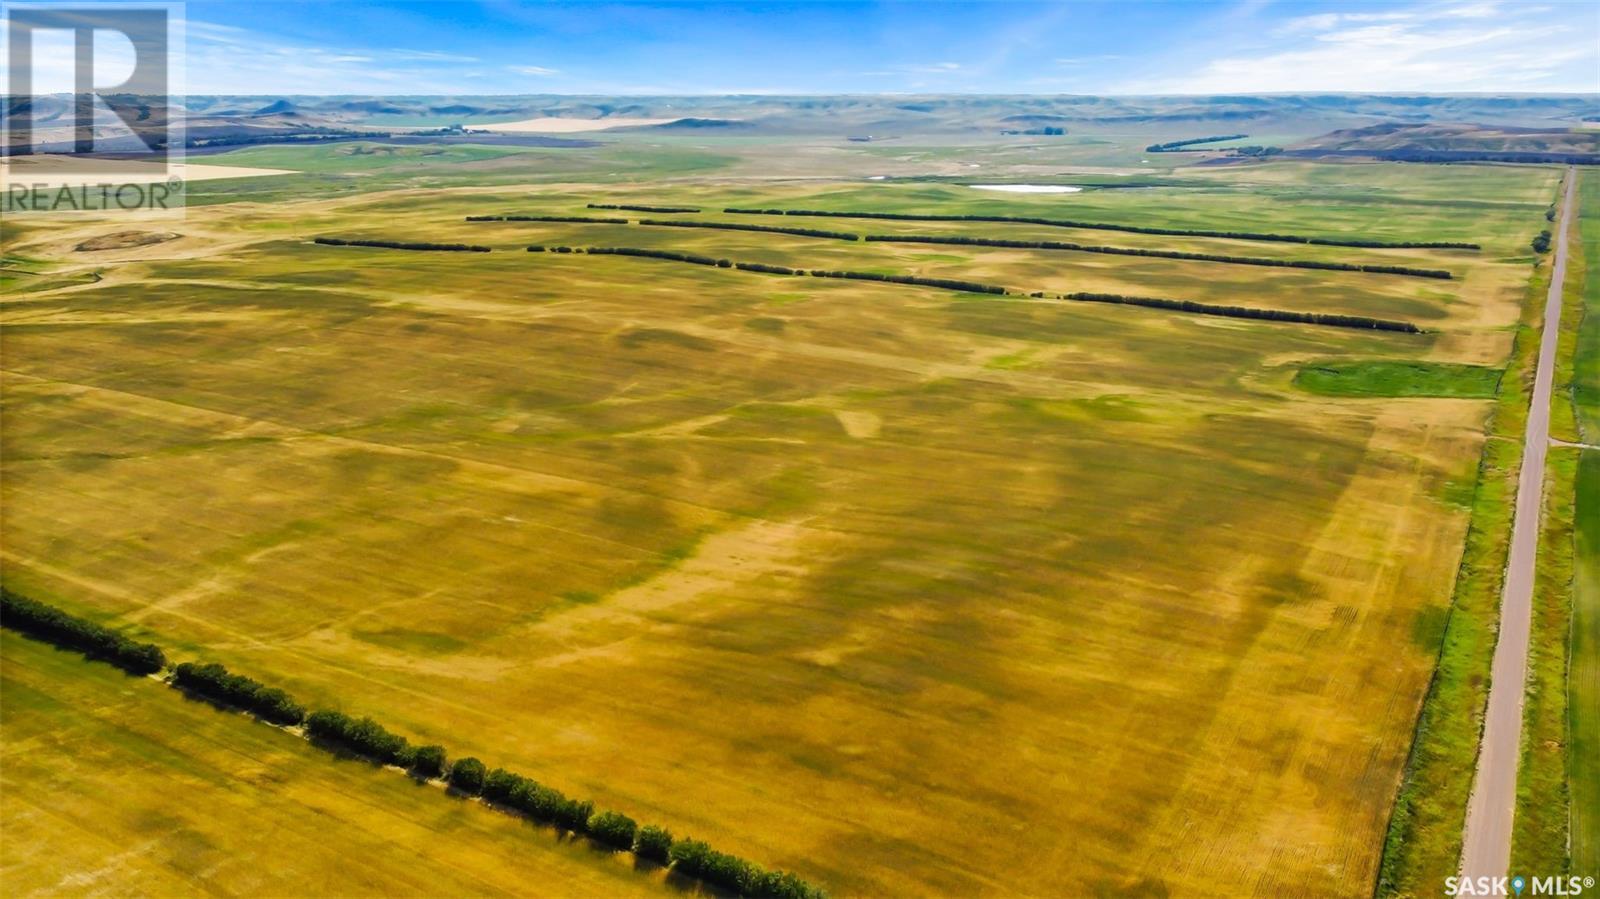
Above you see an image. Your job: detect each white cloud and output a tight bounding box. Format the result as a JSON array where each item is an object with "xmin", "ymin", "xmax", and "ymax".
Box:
[
  {"xmin": 1276, "ymin": 9, "xmax": 1413, "ymax": 35},
  {"xmin": 508, "ymin": 65, "xmax": 559, "ymax": 76},
  {"xmin": 167, "ymin": 21, "xmax": 496, "ymax": 92},
  {"xmin": 388, "ymin": 49, "xmax": 479, "ymax": 63},
  {"xmin": 1118, "ymin": 0, "xmax": 1600, "ymax": 93},
  {"xmin": 1054, "ymin": 54, "xmax": 1124, "ymax": 67},
  {"xmin": 861, "ymin": 61, "xmax": 966, "ymax": 78}
]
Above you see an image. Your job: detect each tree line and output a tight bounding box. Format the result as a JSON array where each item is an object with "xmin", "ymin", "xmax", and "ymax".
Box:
[
  {"xmin": 579, "ymin": 246, "xmax": 731, "ymax": 266},
  {"xmin": 523, "ymin": 245, "xmax": 1425, "ymax": 332},
  {"xmin": 1145, "ymin": 134, "xmax": 1248, "ymax": 152},
  {"xmin": 736, "ymin": 261, "xmax": 804, "ymax": 275},
  {"xmin": 670, "ymin": 839, "xmax": 821, "ymax": 898},
  {"xmin": 1285, "ymin": 148, "xmax": 1600, "ymax": 165},
  {"xmin": 306, "ymin": 709, "xmax": 448, "ymax": 778},
  {"xmin": 466, "ymin": 215, "xmax": 628, "ymax": 224},
  {"xmin": 546, "ymin": 245, "xmax": 1008, "ymax": 295},
  {"xmin": 1061, "ymin": 292, "xmax": 1422, "ymax": 333},
  {"xmin": 478, "ymin": 766, "xmax": 595, "ymax": 832},
  {"xmin": 292, "ymin": 694, "xmax": 824, "ymax": 895},
  {"xmin": 0, "ymin": 588, "xmax": 166, "ymax": 675},
  {"xmin": 864, "ymin": 234, "xmax": 1454, "ymax": 279},
  {"xmin": 807, "ymin": 269, "xmax": 1006, "ymax": 294},
  {"xmin": 587, "ymin": 203, "xmax": 700, "ymax": 213},
  {"xmin": 721, "ymin": 208, "xmax": 1480, "ymax": 250},
  {"xmin": 314, "ymin": 237, "xmax": 491, "ymax": 253},
  {"xmin": 454, "ymin": 760, "xmax": 820, "ymax": 897},
  {"xmin": 1, "ymin": 589, "xmax": 827, "ymax": 899},
  {"xmin": 173, "ymin": 661, "xmax": 306, "ymax": 726},
  {"xmin": 638, "ymin": 219, "xmax": 860, "ymax": 241},
  {"xmin": 472, "ymin": 215, "xmax": 861, "ymax": 241},
  {"xmin": 185, "ymin": 131, "xmax": 391, "ymax": 150}
]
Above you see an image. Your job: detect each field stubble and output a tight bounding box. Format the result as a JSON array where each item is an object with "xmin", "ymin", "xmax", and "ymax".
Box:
[{"xmin": 0, "ymin": 160, "xmax": 1559, "ymax": 896}]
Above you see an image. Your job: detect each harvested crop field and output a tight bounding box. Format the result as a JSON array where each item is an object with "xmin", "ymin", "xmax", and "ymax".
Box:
[
  {"xmin": 0, "ymin": 156, "xmax": 1560, "ymax": 897},
  {"xmin": 0, "ymin": 631, "xmax": 661, "ymax": 898}
]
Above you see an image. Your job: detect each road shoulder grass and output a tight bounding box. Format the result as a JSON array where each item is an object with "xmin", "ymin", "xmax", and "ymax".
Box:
[
  {"xmin": 1511, "ymin": 168, "xmax": 1597, "ymax": 876},
  {"xmin": 1510, "ymin": 444, "xmax": 1577, "ymax": 873},
  {"xmin": 1377, "ymin": 184, "xmax": 1559, "ymax": 897},
  {"xmin": 1566, "ymin": 169, "xmax": 1600, "ymax": 875},
  {"xmin": 1571, "ymin": 451, "xmax": 1600, "ymax": 875}
]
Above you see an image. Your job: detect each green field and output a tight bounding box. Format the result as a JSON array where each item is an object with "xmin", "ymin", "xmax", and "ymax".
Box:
[
  {"xmin": 0, "ymin": 145, "xmax": 1561, "ymax": 896},
  {"xmin": 1574, "ymin": 450, "xmax": 1600, "ymax": 875},
  {"xmin": 212, "ymin": 142, "xmax": 536, "ymax": 172},
  {"xmin": 1568, "ymin": 170, "xmax": 1600, "ymax": 875},
  {"xmin": 180, "ymin": 141, "xmax": 737, "ymax": 208},
  {"xmin": 1293, "ymin": 361, "xmax": 1503, "ymax": 398},
  {"xmin": 1509, "ymin": 167, "xmax": 1600, "ymax": 878}
]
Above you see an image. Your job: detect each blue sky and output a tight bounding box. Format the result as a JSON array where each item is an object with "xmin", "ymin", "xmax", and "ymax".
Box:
[{"xmin": 154, "ymin": 0, "xmax": 1600, "ymax": 94}]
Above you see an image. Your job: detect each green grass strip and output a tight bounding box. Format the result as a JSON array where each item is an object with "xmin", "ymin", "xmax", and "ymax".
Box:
[
  {"xmin": 1376, "ymin": 177, "xmax": 1564, "ymax": 897},
  {"xmin": 1293, "ymin": 361, "xmax": 1502, "ymax": 398}
]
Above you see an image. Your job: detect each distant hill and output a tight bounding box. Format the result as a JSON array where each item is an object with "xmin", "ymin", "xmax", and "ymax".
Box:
[
  {"xmin": 157, "ymin": 93, "xmax": 1600, "ymax": 137},
  {"xmin": 7, "ymin": 92, "xmax": 1598, "ymax": 157},
  {"xmin": 1298, "ymin": 121, "xmax": 1600, "ymax": 154},
  {"xmin": 644, "ymin": 118, "xmax": 749, "ymax": 130},
  {"xmin": 253, "ymin": 99, "xmax": 299, "ymax": 115}
]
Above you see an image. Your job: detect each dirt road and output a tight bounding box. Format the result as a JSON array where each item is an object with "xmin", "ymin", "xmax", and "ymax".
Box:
[{"xmin": 1459, "ymin": 166, "xmax": 1576, "ymax": 880}]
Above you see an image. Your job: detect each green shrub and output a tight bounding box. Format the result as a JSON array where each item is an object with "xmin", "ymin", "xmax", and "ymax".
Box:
[
  {"xmin": 670, "ymin": 839, "xmax": 762, "ymax": 894},
  {"xmin": 633, "ymin": 824, "xmax": 673, "ymax": 862},
  {"xmin": 481, "ymin": 768, "xmax": 525, "ymax": 804},
  {"xmin": 555, "ymin": 797, "xmax": 595, "ymax": 833},
  {"xmin": 587, "ymin": 810, "xmax": 637, "ymax": 850},
  {"xmin": 752, "ymin": 869, "xmax": 829, "ymax": 899},
  {"xmin": 449, "ymin": 757, "xmax": 487, "ymax": 793},
  {"xmin": 410, "ymin": 744, "xmax": 447, "ymax": 779}
]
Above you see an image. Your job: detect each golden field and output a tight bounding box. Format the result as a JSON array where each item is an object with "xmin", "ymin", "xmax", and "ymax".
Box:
[{"xmin": 0, "ymin": 153, "xmax": 1561, "ymax": 896}]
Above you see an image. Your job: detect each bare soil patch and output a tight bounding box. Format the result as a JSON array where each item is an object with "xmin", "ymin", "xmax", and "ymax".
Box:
[{"xmin": 75, "ymin": 231, "xmax": 182, "ymax": 252}]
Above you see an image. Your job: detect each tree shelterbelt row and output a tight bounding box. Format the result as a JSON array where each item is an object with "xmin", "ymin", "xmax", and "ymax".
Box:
[
  {"xmin": 524, "ymin": 245, "xmax": 1425, "ymax": 333},
  {"xmin": 466, "ymin": 213, "xmax": 1467, "ymax": 276},
  {"xmin": 0, "ymin": 590, "xmax": 826, "ymax": 899}
]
